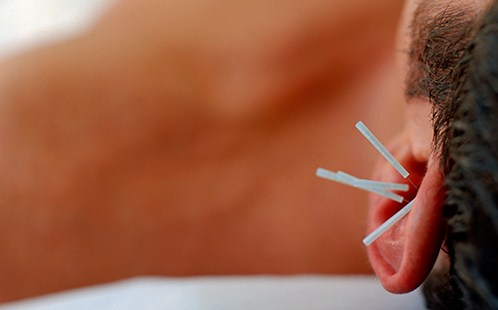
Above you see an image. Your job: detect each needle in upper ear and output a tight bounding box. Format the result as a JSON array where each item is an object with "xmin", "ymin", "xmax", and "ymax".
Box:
[
  {"xmin": 336, "ymin": 171, "xmax": 405, "ymax": 203},
  {"xmin": 352, "ymin": 179, "xmax": 409, "ymax": 192},
  {"xmin": 315, "ymin": 168, "xmax": 405, "ymax": 203},
  {"xmin": 355, "ymin": 122, "xmax": 418, "ymax": 189}
]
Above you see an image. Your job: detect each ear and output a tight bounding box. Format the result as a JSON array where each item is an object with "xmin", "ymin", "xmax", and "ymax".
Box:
[{"xmin": 367, "ymin": 156, "xmax": 447, "ymax": 294}]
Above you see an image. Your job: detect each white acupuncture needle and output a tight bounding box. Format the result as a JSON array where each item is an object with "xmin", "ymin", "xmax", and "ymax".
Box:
[
  {"xmin": 363, "ymin": 199, "xmax": 415, "ymax": 246},
  {"xmin": 352, "ymin": 179, "xmax": 409, "ymax": 192},
  {"xmin": 355, "ymin": 121, "xmax": 409, "ymax": 178},
  {"xmin": 316, "ymin": 168, "xmax": 341, "ymax": 183},
  {"xmin": 316, "ymin": 168, "xmax": 358, "ymax": 188},
  {"xmin": 316, "ymin": 168, "xmax": 404, "ymax": 203},
  {"xmin": 336, "ymin": 171, "xmax": 404, "ymax": 203}
]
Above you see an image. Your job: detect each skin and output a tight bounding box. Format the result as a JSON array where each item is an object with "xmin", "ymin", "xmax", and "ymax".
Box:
[
  {"xmin": 0, "ymin": 0, "xmax": 404, "ymax": 302},
  {"xmin": 366, "ymin": 0, "xmax": 493, "ymax": 291},
  {"xmin": 365, "ymin": 0, "xmax": 434, "ymax": 280}
]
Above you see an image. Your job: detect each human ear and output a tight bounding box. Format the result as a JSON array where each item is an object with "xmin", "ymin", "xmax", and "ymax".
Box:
[{"xmin": 366, "ymin": 156, "xmax": 447, "ymax": 294}]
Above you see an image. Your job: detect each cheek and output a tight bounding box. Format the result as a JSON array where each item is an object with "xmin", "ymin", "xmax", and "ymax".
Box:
[{"xmin": 406, "ymin": 100, "xmax": 433, "ymax": 162}]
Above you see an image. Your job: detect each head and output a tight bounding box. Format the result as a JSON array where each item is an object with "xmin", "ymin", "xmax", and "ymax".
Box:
[
  {"xmin": 430, "ymin": 1, "xmax": 498, "ymax": 308},
  {"xmin": 365, "ymin": 0, "xmax": 498, "ymax": 308}
]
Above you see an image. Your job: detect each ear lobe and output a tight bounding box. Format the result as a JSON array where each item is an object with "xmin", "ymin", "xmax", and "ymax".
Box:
[{"xmin": 367, "ymin": 157, "xmax": 447, "ymax": 294}]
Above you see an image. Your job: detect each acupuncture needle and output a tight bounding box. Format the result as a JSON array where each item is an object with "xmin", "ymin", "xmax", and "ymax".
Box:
[
  {"xmin": 355, "ymin": 121, "xmax": 418, "ymax": 190},
  {"xmin": 362, "ymin": 199, "xmax": 415, "ymax": 246},
  {"xmin": 352, "ymin": 179, "xmax": 409, "ymax": 192},
  {"xmin": 316, "ymin": 166, "xmax": 412, "ymax": 244},
  {"xmin": 355, "ymin": 121, "xmax": 420, "ymax": 245},
  {"xmin": 336, "ymin": 171, "xmax": 406, "ymax": 203},
  {"xmin": 316, "ymin": 168, "xmax": 407, "ymax": 191},
  {"xmin": 316, "ymin": 168, "xmax": 405, "ymax": 203},
  {"xmin": 317, "ymin": 121, "xmax": 418, "ymax": 245}
]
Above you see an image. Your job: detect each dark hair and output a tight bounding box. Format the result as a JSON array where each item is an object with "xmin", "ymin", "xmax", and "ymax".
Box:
[{"xmin": 427, "ymin": 1, "xmax": 498, "ymax": 309}]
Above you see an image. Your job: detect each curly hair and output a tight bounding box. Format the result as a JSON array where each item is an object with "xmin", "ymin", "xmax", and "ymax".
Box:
[{"xmin": 427, "ymin": 1, "xmax": 498, "ymax": 309}]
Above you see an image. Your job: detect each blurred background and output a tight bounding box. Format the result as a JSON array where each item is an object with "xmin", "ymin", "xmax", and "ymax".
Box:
[{"xmin": 0, "ymin": 1, "xmax": 417, "ymax": 308}]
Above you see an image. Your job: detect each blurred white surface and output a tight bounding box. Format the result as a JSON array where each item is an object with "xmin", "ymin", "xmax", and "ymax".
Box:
[
  {"xmin": 0, "ymin": 276, "xmax": 426, "ymax": 310},
  {"xmin": 0, "ymin": 0, "xmax": 115, "ymax": 59}
]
